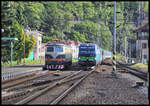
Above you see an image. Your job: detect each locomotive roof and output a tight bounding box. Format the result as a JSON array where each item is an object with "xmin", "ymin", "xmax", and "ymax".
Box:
[
  {"xmin": 46, "ymin": 42, "xmax": 72, "ymax": 48},
  {"xmin": 80, "ymin": 43, "xmax": 96, "ymax": 47},
  {"xmin": 46, "ymin": 42, "xmax": 66, "ymax": 46}
]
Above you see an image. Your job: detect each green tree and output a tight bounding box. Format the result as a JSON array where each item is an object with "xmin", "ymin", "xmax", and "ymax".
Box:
[
  {"xmin": 13, "ymin": 24, "xmax": 36, "ymax": 63},
  {"xmin": 1, "ymin": 1, "xmax": 17, "ymax": 63},
  {"xmin": 23, "ymin": 2, "xmax": 44, "ymax": 30},
  {"xmin": 2, "ymin": 1, "xmax": 148, "ymax": 58},
  {"xmin": 70, "ymin": 31, "xmax": 86, "ymax": 42},
  {"xmin": 144, "ymin": 2, "xmax": 148, "ymax": 13},
  {"xmin": 15, "ymin": 2, "xmax": 26, "ymax": 27}
]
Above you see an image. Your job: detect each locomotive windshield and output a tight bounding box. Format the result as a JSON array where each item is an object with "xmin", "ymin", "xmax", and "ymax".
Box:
[
  {"xmin": 55, "ymin": 46, "xmax": 63, "ymax": 52},
  {"xmin": 47, "ymin": 46, "xmax": 54, "ymax": 52},
  {"xmin": 46, "ymin": 46, "xmax": 63, "ymax": 52},
  {"xmin": 79, "ymin": 46, "xmax": 95, "ymax": 53}
]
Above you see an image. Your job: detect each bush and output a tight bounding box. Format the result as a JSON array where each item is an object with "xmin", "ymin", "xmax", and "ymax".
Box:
[{"xmin": 2, "ymin": 59, "xmax": 44, "ymax": 66}]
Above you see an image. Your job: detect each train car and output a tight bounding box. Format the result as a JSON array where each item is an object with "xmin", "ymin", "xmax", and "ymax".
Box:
[
  {"xmin": 102, "ymin": 50, "xmax": 112, "ymax": 60},
  {"xmin": 78, "ymin": 41, "xmax": 102, "ymax": 67},
  {"xmin": 43, "ymin": 39, "xmax": 72, "ymax": 70}
]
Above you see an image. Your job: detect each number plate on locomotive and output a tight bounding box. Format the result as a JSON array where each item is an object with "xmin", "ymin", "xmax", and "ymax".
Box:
[{"xmin": 46, "ymin": 65, "xmax": 64, "ymax": 69}]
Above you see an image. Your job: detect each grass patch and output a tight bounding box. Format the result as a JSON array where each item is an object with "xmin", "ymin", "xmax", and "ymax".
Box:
[
  {"xmin": 72, "ymin": 58, "xmax": 78, "ymax": 62},
  {"xmin": 116, "ymin": 53, "xmax": 124, "ymax": 59},
  {"xmin": 2, "ymin": 59, "xmax": 44, "ymax": 67},
  {"xmin": 130, "ymin": 63, "xmax": 148, "ymax": 70}
]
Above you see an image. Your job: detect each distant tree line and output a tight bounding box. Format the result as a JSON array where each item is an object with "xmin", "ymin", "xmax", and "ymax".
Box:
[{"xmin": 1, "ymin": 1, "xmax": 148, "ymax": 63}]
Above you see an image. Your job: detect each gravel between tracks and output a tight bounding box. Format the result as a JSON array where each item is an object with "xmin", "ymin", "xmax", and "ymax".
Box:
[{"xmin": 59, "ymin": 65, "xmax": 149, "ymax": 104}]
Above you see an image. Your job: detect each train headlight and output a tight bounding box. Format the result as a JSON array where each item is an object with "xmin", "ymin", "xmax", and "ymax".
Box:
[
  {"xmin": 88, "ymin": 56, "xmax": 95, "ymax": 61},
  {"xmin": 79, "ymin": 56, "xmax": 86, "ymax": 61}
]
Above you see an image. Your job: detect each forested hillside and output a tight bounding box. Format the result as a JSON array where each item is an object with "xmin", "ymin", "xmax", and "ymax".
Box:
[{"xmin": 1, "ymin": 1, "xmax": 148, "ymax": 62}]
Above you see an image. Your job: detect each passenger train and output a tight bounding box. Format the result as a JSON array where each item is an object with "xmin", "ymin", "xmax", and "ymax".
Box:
[
  {"xmin": 78, "ymin": 41, "xmax": 112, "ymax": 67},
  {"xmin": 43, "ymin": 40, "xmax": 112, "ymax": 70},
  {"xmin": 43, "ymin": 39, "xmax": 72, "ymax": 70}
]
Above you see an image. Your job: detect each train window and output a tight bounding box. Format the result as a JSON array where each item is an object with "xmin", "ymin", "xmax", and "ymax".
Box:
[
  {"xmin": 55, "ymin": 46, "xmax": 63, "ymax": 52},
  {"xmin": 80, "ymin": 51, "xmax": 87, "ymax": 53},
  {"xmin": 80, "ymin": 47, "xmax": 87, "ymax": 51},
  {"xmin": 79, "ymin": 46, "xmax": 95, "ymax": 53},
  {"xmin": 47, "ymin": 47, "xmax": 54, "ymax": 52},
  {"xmin": 88, "ymin": 46, "xmax": 95, "ymax": 51},
  {"xmin": 80, "ymin": 46, "xmax": 87, "ymax": 49},
  {"xmin": 80, "ymin": 46, "xmax": 87, "ymax": 50}
]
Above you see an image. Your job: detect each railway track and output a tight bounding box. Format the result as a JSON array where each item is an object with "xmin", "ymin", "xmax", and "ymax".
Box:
[
  {"xmin": 102, "ymin": 58, "xmax": 148, "ymax": 81},
  {"xmin": 1, "ymin": 68, "xmax": 42, "ymax": 80},
  {"xmin": 2, "ymin": 61, "xmax": 148, "ymax": 104},
  {"xmin": 2, "ymin": 71, "xmax": 74, "ymax": 101},
  {"xmin": 2, "ymin": 70, "xmax": 60, "ymax": 89},
  {"xmin": 16, "ymin": 71, "xmax": 85, "ymax": 104},
  {"xmin": 49, "ymin": 69, "xmax": 95, "ymax": 104},
  {"xmin": 2, "ymin": 71, "xmax": 64, "ymax": 102},
  {"xmin": 2, "ymin": 65, "xmax": 99, "ymax": 104},
  {"xmin": 4, "ymin": 71, "xmax": 74, "ymax": 92},
  {"xmin": 2, "ymin": 63, "xmax": 81, "ymax": 103},
  {"xmin": 2, "ymin": 72, "xmax": 36, "ymax": 84},
  {"xmin": 116, "ymin": 62, "xmax": 148, "ymax": 81}
]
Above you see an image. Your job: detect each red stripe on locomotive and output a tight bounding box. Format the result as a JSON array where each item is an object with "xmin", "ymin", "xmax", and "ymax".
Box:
[{"xmin": 45, "ymin": 58, "xmax": 66, "ymax": 61}]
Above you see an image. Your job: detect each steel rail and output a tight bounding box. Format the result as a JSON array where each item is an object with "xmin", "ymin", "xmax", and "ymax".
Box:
[
  {"xmin": 2, "ymin": 90, "xmax": 31, "ymax": 101},
  {"xmin": 117, "ymin": 61, "xmax": 147, "ymax": 75},
  {"xmin": 2, "ymin": 72, "xmax": 36, "ymax": 84},
  {"xmin": 2, "ymin": 70, "xmax": 60, "ymax": 89},
  {"xmin": 15, "ymin": 71, "xmax": 83, "ymax": 104},
  {"xmin": 49, "ymin": 69, "xmax": 95, "ymax": 104},
  {"xmin": 5, "ymin": 72, "xmax": 74, "ymax": 92},
  {"xmin": 2, "ymin": 68, "xmax": 42, "ymax": 81},
  {"xmin": 116, "ymin": 62, "xmax": 147, "ymax": 81}
]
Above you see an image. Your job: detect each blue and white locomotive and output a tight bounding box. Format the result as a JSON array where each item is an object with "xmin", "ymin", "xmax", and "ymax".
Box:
[
  {"xmin": 78, "ymin": 41, "xmax": 111, "ymax": 67},
  {"xmin": 78, "ymin": 41, "xmax": 102, "ymax": 66}
]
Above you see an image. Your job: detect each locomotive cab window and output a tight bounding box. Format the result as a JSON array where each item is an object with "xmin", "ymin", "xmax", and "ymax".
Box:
[
  {"xmin": 55, "ymin": 46, "xmax": 63, "ymax": 52},
  {"xmin": 47, "ymin": 47, "xmax": 54, "ymax": 52},
  {"xmin": 79, "ymin": 46, "xmax": 95, "ymax": 53},
  {"xmin": 80, "ymin": 46, "xmax": 87, "ymax": 49},
  {"xmin": 79, "ymin": 46, "xmax": 87, "ymax": 53},
  {"xmin": 88, "ymin": 46, "xmax": 95, "ymax": 51},
  {"xmin": 88, "ymin": 46, "xmax": 95, "ymax": 53}
]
